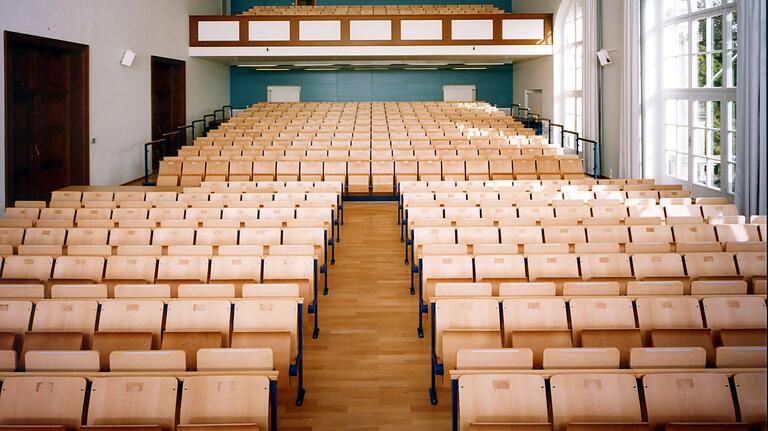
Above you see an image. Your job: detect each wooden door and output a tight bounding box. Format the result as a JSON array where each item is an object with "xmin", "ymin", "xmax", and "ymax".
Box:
[
  {"xmin": 151, "ymin": 56, "xmax": 185, "ymax": 148},
  {"xmin": 4, "ymin": 31, "xmax": 89, "ymax": 205}
]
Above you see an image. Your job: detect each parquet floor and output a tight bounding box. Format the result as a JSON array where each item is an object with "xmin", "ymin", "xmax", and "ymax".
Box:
[{"xmin": 278, "ymin": 201, "xmax": 451, "ymax": 430}]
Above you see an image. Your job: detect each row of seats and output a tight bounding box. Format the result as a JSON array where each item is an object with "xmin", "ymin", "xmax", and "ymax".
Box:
[
  {"xmin": 179, "ymin": 147, "xmax": 560, "ymax": 158},
  {"xmin": 193, "ymin": 135, "xmax": 540, "ymax": 144},
  {"xmin": 241, "ymin": 4, "xmax": 505, "ymax": 16},
  {"xmin": 428, "ymin": 295, "xmax": 766, "ymax": 376},
  {"xmin": 0, "ymin": 295, "xmax": 301, "ymax": 379},
  {"xmin": 455, "ymin": 371, "xmax": 765, "ymax": 431},
  {"xmin": 0, "ymin": 374, "xmax": 274, "ymax": 430},
  {"xmin": 156, "ymin": 158, "xmax": 585, "ymax": 188},
  {"xmin": 417, "ymin": 252, "xmax": 767, "ymax": 297}
]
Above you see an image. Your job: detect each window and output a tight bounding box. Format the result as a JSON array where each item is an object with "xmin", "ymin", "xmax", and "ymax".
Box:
[
  {"xmin": 654, "ymin": 0, "xmax": 737, "ymax": 193},
  {"xmin": 563, "ymin": 0, "xmax": 584, "ymax": 137}
]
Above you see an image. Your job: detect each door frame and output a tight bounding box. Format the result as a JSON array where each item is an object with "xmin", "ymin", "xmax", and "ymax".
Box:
[{"xmin": 4, "ymin": 31, "xmax": 89, "ymax": 205}]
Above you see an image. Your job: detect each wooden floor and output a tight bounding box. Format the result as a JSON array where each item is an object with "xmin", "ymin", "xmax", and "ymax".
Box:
[{"xmin": 279, "ymin": 201, "xmax": 451, "ymax": 430}]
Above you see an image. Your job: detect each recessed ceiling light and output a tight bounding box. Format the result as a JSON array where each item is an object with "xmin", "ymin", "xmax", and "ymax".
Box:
[
  {"xmin": 294, "ymin": 63, "xmax": 334, "ymax": 67},
  {"xmin": 406, "ymin": 62, "xmax": 448, "ymax": 66},
  {"xmin": 465, "ymin": 62, "xmax": 505, "ymax": 66},
  {"xmin": 453, "ymin": 67, "xmax": 487, "ymax": 70},
  {"xmin": 305, "ymin": 68, "xmax": 338, "ymax": 71},
  {"xmin": 353, "ymin": 67, "xmax": 388, "ymax": 71},
  {"xmin": 404, "ymin": 67, "xmax": 439, "ymax": 70},
  {"xmin": 238, "ymin": 64, "xmax": 279, "ymax": 67},
  {"xmin": 253, "ymin": 68, "xmax": 290, "ymax": 71}
]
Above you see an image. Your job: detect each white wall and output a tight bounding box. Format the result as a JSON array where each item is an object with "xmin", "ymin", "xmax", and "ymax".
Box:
[
  {"xmin": 513, "ymin": 56, "xmax": 554, "ymax": 120},
  {"xmin": 0, "ymin": 0, "xmax": 230, "ymax": 204}
]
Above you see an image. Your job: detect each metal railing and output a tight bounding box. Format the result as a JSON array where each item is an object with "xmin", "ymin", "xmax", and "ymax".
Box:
[
  {"xmin": 142, "ymin": 104, "xmax": 233, "ymax": 185},
  {"xmin": 512, "ymin": 103, "xmax": 601, "ymax": 179}
]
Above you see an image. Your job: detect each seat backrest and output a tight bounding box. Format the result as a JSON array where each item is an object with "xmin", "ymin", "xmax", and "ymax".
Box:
[
  {"xmin": 733, "ymin": 372, "xmax": 767, "ymax": 425},
  {"xmin": 502, "ymin": 298, "xmax": 568, "ymax": 330},
  {"xmin": 702, "ymin": 296, "xmax": 767, "ymax": 330},
  {"xmin": 455, "ymin": 348, "xmax": 533, "ymax": 370},
  {"xmin": 239, "ymin": 227, "xmax": 282, "ymax": 245},
  {"xmin": 631, "ymin": 254, "xmax": 685, "ymax": 278},
  {"xmin": 0, "ymin": 376, "xmax": 87, "ymax": 428},
  {"xmin": 458, "ymin": 374, "xmax": 548, "ymax": 431},
  {"xmin": 31, "ymin": 300, "xmax": 98, "ymax": 335},
  {"xmin": 643, "ymin": 373, "xmax": 736, "ymax": 428},
  {"xmin": 569, "ymin": 297, "xmax": 636, "ymax": 341},
  {"xmin": 233, "ymin": 298, "xmax": 299, "ymax": 356},
  {"xmin": 165, "ymin": 299, "xmax": 231, "ymax": 344},
  {"xmin": 156, "ymin": 256, "xmax": 209, "ymax": 282},
  {"xmin": 105, "ymin": 256, "xmax": 157, "ymax": 282},
  {"xmin": 197, "ymin": 347, "xmax": 273, "ymax": 371},
  {"xmin": 551, "ymin": 373, "xmax": 642, "ymax": 430},
  {"xmin": 209, "ymin": 256, "xmax": 262, "ymax": 282},
  {"xmin": 0, "ymin": 300, "xmax": 33, "ymax": 333},
  {"xmin": 67, "ymin": 227, "xmax": 109, "ymax": 245},
  {"xmin": 629, "ymin": 225, "xmax": 672, "ymax": 243},
  {"xmin": 735, "ymin": 252, "xmax": 767, "ymax": 277},
  {"xmin": 579, "ymin": 254, "xmax": 633, "ymax": 279},
  {"xmin": 152, "ymin": 227, "xmax": 195, "ymax": 246},
  {"xmin": 179, "ymin": 375, "xmax": 270, "ymax": 429},
  {"xmin": 435, "ymin": 298, "xmax": 501, "ymax": 358},
  {"xmin": 1, "ymin": 255, "xmax": 53, "ymax": 281},
  {"xmin": 98, "ymin": 300, "xmax": 165, "ymax": 342},
  {"xmin": 86, "ymin": 376, "xmax": 178, "ymax": 430},
  {"xmin": 52, "ymin": 256, "xmax": 105, "ymax": 281},
  {"xmin": 527, "ymin": 254, "xmax": 579, "ymax": 280},
  {"xmin": 108, "ymin": 227, "xmax": 152, "ymax": 246},
  {"xmin": 24, "ymin": 227, "xmax": 66, "ymax": 245},
  {"xmin": 636, "ymin": 296, "xmax": 703, "ymax": 332}
]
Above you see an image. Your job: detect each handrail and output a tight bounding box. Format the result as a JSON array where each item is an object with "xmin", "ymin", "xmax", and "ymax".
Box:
[
  {"xmin": 143, "ymin": 139, "xmax": 166, "ymax": 186},
  {"xmin": 578, "ymin": 137, "xmax": 599, "ymax": 179}
]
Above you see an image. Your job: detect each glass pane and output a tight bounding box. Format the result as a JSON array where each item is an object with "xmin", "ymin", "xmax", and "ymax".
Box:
[
  {"xmin": 678, "ymin": 99, "xmax": 689, "ymax": 125},
  {"xmin": 710, "ymin": 161, "xmax": 721, "ymax": 189},
  {"xmin": 694, "ymin": 157, "xmax": 707, "ymax": 185},
  {"xmin": 666, "ymin": 151, "xmax": 678, "ymax": 176},
  {"xmin": 728, "ymin": 50, "xmax": 737, "ymax": 87},
  {"xmin": 712, "ymin": 52, "xmax": 723, "ymax": 87},
  {"xmin": 711, "ymin": 130, "xmax": 721, "ymax": 156},
  {"xmin": 711, "ymin": 100, "xmax": 721, "ymax": 129},
  {"xmin": 728, "ymin": 101, "xmax": 736, "ymax": 130},
  {"xmin": 728, "ymin": 163, "xmax": 735, "ymax": 193},
  {"xmin": 693, "ymin": 128, "xmax": 706, "ymax": 155},
  {"xmin": 696, "ymin": 54, "xmax": 707, "ymax": 87},
  {"xmin": 696, "ymin": 18, "xmax": 707, "ymax": 53},
  {"xmin": 712, "ymin": 15, "xmax": 723, "ymax": 51},
  {"xmin": 677, "ymin": 127, "xmax": 689, "ymax": 152},
  {"xmin": 728, "ymin": 132, "xmax": 736, "ymax": 161},
  {"xmin": 727, "ymin": 11, "xmax": 737, "ymax": 50},
  {"xmin": 679, "ymin": 155, "xmax": 689, "ymax": 180},
  {"xmin": 694, "ymin": 100, "xmax": 706, "ymax": 127},
  {"xmin": 666, "ymin": 125, "xmax": 677, "ymax": 149}
]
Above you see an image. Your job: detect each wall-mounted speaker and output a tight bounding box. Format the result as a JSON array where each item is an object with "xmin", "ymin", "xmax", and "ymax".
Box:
[
  {"xmin": 597, "ymin": 49, "xmax": 613, "ymax": 66},
  {"xmin": 120, "ymin": 50, "xmax": 136, "ymax": 67}
]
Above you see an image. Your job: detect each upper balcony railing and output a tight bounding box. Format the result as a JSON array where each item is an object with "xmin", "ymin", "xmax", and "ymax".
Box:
[{"xmin": 189, "ymin": 13, "xmax": 552, "ymax": 49}]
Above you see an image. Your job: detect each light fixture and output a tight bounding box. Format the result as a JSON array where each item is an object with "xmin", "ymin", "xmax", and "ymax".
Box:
[
  {"xmin": 353, "ymin": 67, "xmax": 388, "ymax": 71},
  {"xmin": 305, "ymin": 68, "xmax": 339, "ymax": 71},
  {"xmin": 238, "ymin": 64, "xmax": 279, "ymax": 68},
  {"xmin": 294, "ymin": 63, "xmax": 335, "ymax": 67},
  {"xmin": 453, "ymin": 67, "xmax": 487, "ymax": 70},
  {"xmin": 404, "ymin": 67, "xmax": 439, "ymax": 70},
  {"xmin": 464, "ymin": 62, "xmax": 505, "ymax": 66},
  {"xmin": 406, "ymin": 62, "xmax": 448, "ymax": 66},
  {"xmin": 253, "ymin": 68, "xmax": 290, "ymax": 71}
]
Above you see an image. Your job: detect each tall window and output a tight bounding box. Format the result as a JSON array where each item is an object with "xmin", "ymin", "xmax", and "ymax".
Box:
[
  {"xmin": 563, "ymin": 0, "xmax": 584, "ymax": 136},
  {"xmin": 658, "ymin": 0, "xmax": 737, "ymax": 193}
]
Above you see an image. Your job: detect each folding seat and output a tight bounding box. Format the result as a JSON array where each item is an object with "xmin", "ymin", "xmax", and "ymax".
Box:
[
  {"xmin": 560, "ymin": 158, "xmax": 584, "ymax": 177},
  {"xmin": 569, "ymin": 297, "xmax": 641, "ymax": 367},
  {"xmin": 93, "ymin": 299, "xmax": 163, "ymax": 370},
  {"xmin": 517, "ymin": 205, "xmax": 555, "ymax": 222},
  {"xmin": 579, "ymin": 253, "xmax": 633, "ymax": 291},
  {"xmin": 283, "ymin": 227, "xmax": 326, "ymax": 266},
  {"xmin": 665, "ymin": 204, "xmax": 704, "ymax": 221},
  {"xmin": 51, "ymin": 256, "xmax": 105, "ymax": 285},
  {"xmin": 157, "ymin": 159, "xmax": 182, "ymax": 185},
  {"xmin": 252, "ymin": 160, "xmax": 277, "ymax": 181},
  {"xmin": 86, "ymin": 376, "xmax": 178, "ymax": 429},
  {"xmin": 542, "ymin": 347, "xmax": 621, "ymax": 369},
  {"xmin": 465, "ymin": 160, "xmax": 489, "ymax": 180},
  {"xmin": 0, "ymin": 299, "xmax": 32, "ymax": 356},
  {"xmin": 179, "ymin": 375, "xmax": 270, "ymax": 430},
  {"xmin": 629, "ymin": 346, "xmax": 707, "ymax": 368},
  {"xmin": 203, "ymin": 159, "xmax": 229, "ymax": 182},
  {"xmin": 411, "ymin": 226, "xmax": 456, "ymax": 261},
  {"xmin": 502, "ymin": 298, "xmax": 571, "ymax": 367},
  {"xmin": 631, "ymin": 253, "xmax": 688, "ymax": 288},
  {"xmin": 456, "ymin": 227, "xmax": 499, "ymax": 253},
  {"xmin": 735, "ymin": 252, "xmax": 767, "ymax": 288},
  {"xmin": 441, "ymin": 160, "xmax": 466, "ymax": 181},
  {"xmin": 628, "ymin": 225, "xmax": 673, "ymax": 252},
  {"xmin": 179, "ymin": 160, "xmax": 206, "ymax": 187},
  {"xmin": 0, "ymin": 227, "xmax": 25, "ymax": 248},
  {"xmin": 455, "ymin": 348, "xmax": 533, "ymax": 370},
  {"xmin": 499, "ymin": 226, "xmax": 542, "ymax": 250},
  {"xmin": 433, "ymin": 298, "xmax": 501, "ymax": 386},
  {"xmin": 209, "ymin": 256, "xmax": 262, "ymax": 296},
  {"xmin": 702, "ymin": 203, "xmax": 739, "ymax": 218},
  {"xmin": 259, "ymin": 207, "xmax": 295, "ymax": 222},
  {"xmin": 23, "ymin": 300, "xmax": 98, "ymax": 363},
  {"xmin": 644, "ymin": 373, "xmax": 740, "ymax": 429},
  {"xmin": 162, "ymin": 299, "xmax": 231, "ymax": 370},
  {"xmin": 23, "ymin": 349, "xmax": 99, "ymax": 371},
  {"xmin": 196, "ymin": 347, "xmax": 273, "ymax": 372},
  {"xmin": 185, "ymin": 207, "xmax": 222, "ymax": 224},
  {"xmin": 0, "ymin": 376, "xmax": 87, "ymax": 429},
  {"xmin": 543, "ymin": 226, "xmax": 586, "ymax": 248},
  {"xmin": 716, "ymin": 223, "xmax": 762, "ymax": 246},
  {"xmin": 156, "ymin": 256, "xmax": 209, "ymax": 296},
  {"xmin": 1, "ymin": 255, "xmax": 53, "ymax": 284},
  {"xmin": 347, "ymin": 160, "xmax": 370, "ymax": 194},
  {"xmin": 51, "ymin": 191, "xmax": 82, "ymax": 202},
  {"xmin": 263, "ymin": 254, "xmax": 315, "ymax": 306},
  {"xmin": 421, "ymin": 255, "xmax": 473, "ymax": 302},
  {"xmin": 152, "ymin": 227, "xmax": 195, "ymax": 247},
  {"xmin": 276, "ymin": 160, "xmax": 300, "ymax": 182},
  {"xmin": 550, "ymin": 373, "xmax": 644, "ymax": 430},
  {"xmin": 512, "ymin": 159, "xmax": 537, "ymax": 179},
  {"xmin": 2, "ymin": 207, "xmax": 40, "ymax": 223},
  {"xmin": 590, "ymin": 204, "xmax": 628, "ymax": 221},
  {"xmin": 703, "ymin": 296, "xmax": 767, "ymax": 347},
  {"xmin": 323, "ymin": 160, "xmax": 347, "ymax": 185},
  {"xmin": 228, "ymin": 158, "xmax": 253, "ymax": 181},
  {"xmin": 733, "ymin": 373, "xmax": 767, "ymax": 426},
  {"xmin": 418, "ymin": 160, "xmax": 442, "ymax": 181},
  {"xmin": 394, "ymin": 160, "xmax": 419, "ymax": 185},
  {"xmin": 457, "ymin": 374, "xmax": 549, "ymax": 431},
  {"xmin": 239, "ymin": 227, "xmax": 282, "ymax": 251},
  {"xmin": 232, "ymin": 298, "xmax": 300, "ymax": 389},
  {"xmin": 23, "ymin": 227, "xmax": 66, "ymax": 246},
  {"xmin": 527, "ymin": 254, "xmax": 580, "ymax": 294},
  {"xmin": 684, "ymin": 252, "xmax": 739, "ymax": 281},
  {"xmin": 636, "ymin": 296, "xmax": 714, "ymax": 364}
]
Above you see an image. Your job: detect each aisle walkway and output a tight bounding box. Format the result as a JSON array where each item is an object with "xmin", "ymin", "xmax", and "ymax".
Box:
[{"xmin": 278, "ymin": 202, "xmax": 451, "ymax": 430}]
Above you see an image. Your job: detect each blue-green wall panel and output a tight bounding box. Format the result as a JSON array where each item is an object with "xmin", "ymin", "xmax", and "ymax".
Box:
[
  {"xmin": 231, "ymin": 0, "xmax": 511, "ymax": 14},
  {"xmin": 230, "ymin": 66, "xmax": 513, "ymax": 107}
]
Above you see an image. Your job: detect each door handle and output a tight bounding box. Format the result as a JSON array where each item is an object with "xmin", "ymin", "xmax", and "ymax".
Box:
[{"xmin": 33, "ymin": 143, "xmax": 40, "ymax": 157}]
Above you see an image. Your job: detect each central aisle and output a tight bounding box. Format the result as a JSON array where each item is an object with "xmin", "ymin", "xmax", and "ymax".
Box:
[{"xmin": 278, "ymin": 202, "xmax": 451, "ymax": 430}]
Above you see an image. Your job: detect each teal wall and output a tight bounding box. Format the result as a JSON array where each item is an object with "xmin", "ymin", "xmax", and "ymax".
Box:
[
  {"xmin": 230, "ymin": 66, "xmax": 513, "ymax": 108},
  {"xmin": 231, "ymin": 0, "xmax": 512, "ymax": 14}
]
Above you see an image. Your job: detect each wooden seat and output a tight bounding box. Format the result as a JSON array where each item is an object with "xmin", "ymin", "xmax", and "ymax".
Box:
[
  {"xmin": 51, "ymin": 256, "xmax": 105, "ymax": 284},
  {"xmin": 421, "ymin": 255, "xmax": 474, "ymax": 301},
  {"xmin": 458, "ymin": 374, "xmax": 549, "ymax": 431},
  {"xmin": 643, "ymin": 373, "xmax": 741, "ymax": 429},
  {"xmin": 94, "ymin": 299, "xmax": 164, "ymax": 369},
  {"xmin": 550, "ymin": 373, "xmax": 645, "ymax": 430},
  {"xmin": 636, "ymin": 296, "xmax": 714, "ymax": 364},
  {"xmin": 24, "ymin": 350, "xmax": 100, "ymax": 371},
  {"xmin": 569, "ymin": 297, "xmax": 640, "ymax": 367},
  {"xmin": 474, "ymin": 255, "xmax": 527, "ymax": 295},
  {"xmin": 434, "ymin": 298, "xmax": 501, "ymax": 384},
  {"xmin": 527, "ymin": 254, "xmax": 580, "ymax": 294},
  {"xmin": 179, "ymin": 375, "xmax": 269, "ymax": 430},
  {"xmin": 0, "ymin": 376, "xmax": 87, "ymax": 429},
  {"xmin": 1, "ymin": 255, "xmax": 53, "ymax": 283},
  {"xmin": 502, "ymin": 298, "xmax": 571, "ymax": 368},
  {"xmin": 684, "ymin": 252, "xmax": 739, "ymax": 281},
  {"xmin": 162, "ymin": 299, "xmax": 231, "ymax": 370},
  {"xmin": 196, "ymin": 347, "xmax": 273, "ymax": 371},
  {"xmin": 629, "ymin": 346, "xmax": 707, "ymax": 368},
  {"xmin": 631, "ymin": 253, "xmax": 688, "ymax": 289},
  {"xmin": 733, "ymin": 372, "xmax": 767, "ymax": 426},
  {"xmin": 702, "ymin": 296, "xmax": 767, "ymax": 346},
  {"xmin": 455, "ymin": 348, "xmax": 533, "ymax": 370},
  {"xmin": 109, "ymin": 350, "xmax": 186, "ymax": 371},
  {"xmin": 85, "ymin": 376, "xmax": 178, "ymax": 430}
]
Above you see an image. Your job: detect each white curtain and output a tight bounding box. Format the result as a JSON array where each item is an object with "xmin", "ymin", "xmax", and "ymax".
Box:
[
  {"xmin": 735, "ymin": 0, "xmax": 767, "ymax": 216},
  {"xmin": 619, "ymin": 0, "xmax": 641, "ymax": 178}
]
